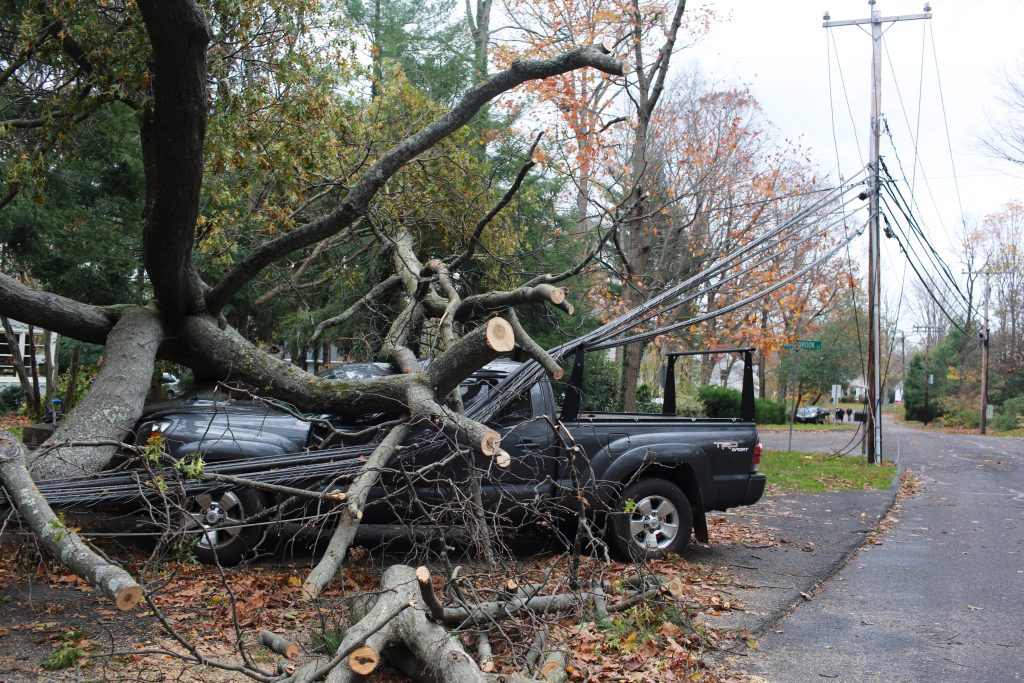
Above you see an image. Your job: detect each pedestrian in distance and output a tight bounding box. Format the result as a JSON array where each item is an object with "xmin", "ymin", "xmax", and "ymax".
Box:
[{"xmin": 846, "ymin": 407, "xmax": 853, "ymax": 422}]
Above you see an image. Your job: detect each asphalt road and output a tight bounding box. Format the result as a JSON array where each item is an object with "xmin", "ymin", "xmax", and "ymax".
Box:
[{"xmin": 739, "ymin": 421, "xmax": 1024, "ymax": 682}]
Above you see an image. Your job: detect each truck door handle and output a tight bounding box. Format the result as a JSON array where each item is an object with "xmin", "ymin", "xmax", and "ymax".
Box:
[{"xmin": 520, "ymin": 439, "xmax": 542, "ymax": 449}]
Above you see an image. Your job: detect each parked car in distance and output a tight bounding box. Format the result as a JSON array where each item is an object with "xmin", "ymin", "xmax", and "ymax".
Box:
[
  {"xmin": 161, "ymin": 372, "xmax": 182, "ymax": 398},
  {"xmin": 794, "ymin": 406, "xmax": 829, "ymax": 424}
]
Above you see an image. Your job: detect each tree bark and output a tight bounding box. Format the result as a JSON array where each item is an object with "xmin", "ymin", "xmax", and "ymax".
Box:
[
  {"xmin": 64, "ymin": 346, "xmax": 81, "ymax": 413},
  {"xmin": 0, "ymin": 273, "xmax": 114, "ymax": 345},
  {"xmin": 26, "ymin": 324, "xmax": 42, "ymax": 419},
  {"xmin": 259, "ymin": 630, "xmax": 299, "ymax": 660},
  {"xmin": 30, "ymin": 307, "xmax": 165, "ymax": 480},
  {"xmin": 295, "ymin": 565, "xmax": 538, "ymax": 683},
  {"xmin": 137, "ymin": 0, "xmax": 212, "ymax": 314},
  {"xmin": 44, "ymin": 329, "xmax": 57, "ymax": 403}
]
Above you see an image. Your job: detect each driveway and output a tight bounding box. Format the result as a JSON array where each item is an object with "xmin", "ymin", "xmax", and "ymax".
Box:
[{"xmin": 736, "ymin": 420, "xmax": 1024, "ymax": 682}]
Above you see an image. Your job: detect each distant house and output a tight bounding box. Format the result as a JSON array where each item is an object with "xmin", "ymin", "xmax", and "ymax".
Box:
[
  {"xmin": 0, "ymin": 320, "xmax": 58, "ymax": 390},
  {"xmin": 846, "ymin": 377, "xmax": 868, "ymax": 401},
  {"xmin": 711, "ymin": 354, "xmax": 759, "ymax": 392}
]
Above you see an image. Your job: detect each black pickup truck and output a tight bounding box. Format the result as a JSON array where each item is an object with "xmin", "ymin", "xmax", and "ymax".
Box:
[{"xmin": 121, "ymin": 349, "xmax": 765, "ymax": 564}]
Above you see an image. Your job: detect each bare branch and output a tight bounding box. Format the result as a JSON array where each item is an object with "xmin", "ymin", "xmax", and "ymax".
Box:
[
  {"xmin": 502, "ymin": 309, "xmax": 563, "ymax": 380},
  {"xmin": 301, "ymin": 423, "xmax": 410, "ymax": 599},
  {"xmin": 457, "ymin": 284, "xmax": 572, "ymax": 321},
  {"xmin": 450, "ymin": 132, "xmax": 544, "ymax": 271},
  {"xmin": 309, "ymin": 274, "xmax": 402, "ymax": 344}
]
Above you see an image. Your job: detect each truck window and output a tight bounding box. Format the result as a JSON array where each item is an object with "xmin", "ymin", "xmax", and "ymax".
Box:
[{"xmin": 491, "ymin": 391, "xmax": 531, "ymax": 427}]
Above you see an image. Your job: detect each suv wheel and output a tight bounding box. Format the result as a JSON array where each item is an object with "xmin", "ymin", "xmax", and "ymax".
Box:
[
  {"xmin": 183, "ymin": 489, "xmax": 265, "ymax": 566},
  {"xmin": 609, "ymin": 478, "xmax": 693, "ymax": 561}
]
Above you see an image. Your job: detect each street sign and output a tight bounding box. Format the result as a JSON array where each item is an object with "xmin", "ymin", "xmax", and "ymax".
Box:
[{"xmin": 781, "ymin": 339, "xmax": 822, "ymax": 350}]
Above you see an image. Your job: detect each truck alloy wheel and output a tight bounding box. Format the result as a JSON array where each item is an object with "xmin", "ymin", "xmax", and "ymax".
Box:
[
  {"xmin": 610, "ymin": 478, "xmax": 693, "ymax": 560},
  {"xmin": 183, "ymin": 489, "xmax": 265, "ymax": 566}
]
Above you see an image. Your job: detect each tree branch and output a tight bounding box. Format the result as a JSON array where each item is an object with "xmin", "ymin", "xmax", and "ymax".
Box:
[
  {"xmin": 450, "ymin": 132, "xmax": 544, "ymax": 272},
  {"xmin": 301, "ymin": 424, "xmax": 410, "ymax": 599},
  {"xmin": 206, "ymin": 44, "xmax": 623, "ymax": 313},
  {"xmin": 0, "ymin": 273, "xmax": 115, "ymax": 344},
  {"xmin": 309, "ymin": 274, "xmax": 402, "ymax": 344},
  {"xmin": 456, "ymin": 284, "xmax": 572, "ymax": 320},
  {"xmin": 0, "ymin": 430, "xmax": 144, "ymax": 611},
  {"xmin": 501, "ymin": 309, "xmax": 563, "ymax": 380}
]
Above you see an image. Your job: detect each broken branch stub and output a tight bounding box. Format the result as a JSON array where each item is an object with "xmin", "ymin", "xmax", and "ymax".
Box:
[{"xmin": 259, "ymin": 630, "xmax": 299, "ymax": 660}]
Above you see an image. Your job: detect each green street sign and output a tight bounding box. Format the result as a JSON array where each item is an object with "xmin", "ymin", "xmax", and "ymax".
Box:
[{"xmin": 781, "ymin": 339, "xmax": 822, "ymax": 350}]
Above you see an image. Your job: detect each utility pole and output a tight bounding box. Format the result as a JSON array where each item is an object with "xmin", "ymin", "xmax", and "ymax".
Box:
[
  {"xmin": 979, "ymin": 270, "xmax": 1010, "ymax": 434},
  {"xmin": 900, "ymin": 331, "xmax": 906, "ymax": 400},
  {"xmin": 824, "ymin": 2, "xmax": 932, "ymax": 464},
  {"xmin": 787, "ymin": 345, "xmax": 800, "ymax": 454},
  {"xmin": 914, "ymin": 324, "xmax": 939, "ymax": 425},
  {"xmin": 981, "ymin": 273, "xmax": 990, "ymax": 434}
]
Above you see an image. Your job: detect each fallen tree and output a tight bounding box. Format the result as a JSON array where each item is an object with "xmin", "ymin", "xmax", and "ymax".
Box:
[{"xmin": 0, "ymin": 0, "xmax": 630, "ymax": 679}]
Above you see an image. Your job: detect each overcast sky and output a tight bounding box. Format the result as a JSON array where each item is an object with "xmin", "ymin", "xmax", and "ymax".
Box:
[{"xmin": 687, "ymin": 0, "xmax": 1024, "ymax": 332}]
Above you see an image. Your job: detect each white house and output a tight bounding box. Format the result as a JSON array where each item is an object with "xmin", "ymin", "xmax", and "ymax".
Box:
[
  {"xmin": 711, "ymin": 354, "xmax": 759, "ymax": 391},
  {"xmin": 0, "ymin": 320, "xmax": 58, "ymax": 391}
]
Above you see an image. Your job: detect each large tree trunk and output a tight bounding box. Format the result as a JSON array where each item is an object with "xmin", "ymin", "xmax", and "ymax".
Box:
[{"xmin": 30, "ymin": 307, "xmax": 165, "ymax": 480}]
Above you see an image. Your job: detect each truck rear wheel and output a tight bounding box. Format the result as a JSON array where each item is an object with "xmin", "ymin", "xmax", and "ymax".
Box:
[{"xmin": 609, "ymin": 478, "xmax": 693, "ymax": 561}]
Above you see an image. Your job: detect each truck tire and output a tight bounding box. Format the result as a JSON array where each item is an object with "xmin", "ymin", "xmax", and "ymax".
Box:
[
  {"xmin": 609, "ymin": 478, "xmax": 693, "ymax": 561},
  {"xmin": 184, "ymin": 489, "xmax": 266, "ymax": 566}
]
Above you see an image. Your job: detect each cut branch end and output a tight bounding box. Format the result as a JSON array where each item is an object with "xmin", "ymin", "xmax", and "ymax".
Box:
[
  {"xmin": 481, "ymin": 431, "xmax": 502, "ymax": 457},
  {"xmin": 484, "ymin": 317, "xmax": 515, "ymax": 352},
  {"xmin": 348, "ymin": 645, "xmax": 380, "ymax": 676},
  {"xmin": 115, "ymin": 586, "xmax": 144, "ymax": 612}
]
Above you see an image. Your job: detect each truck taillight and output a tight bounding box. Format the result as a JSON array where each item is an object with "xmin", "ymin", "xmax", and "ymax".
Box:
[{"xmin": 752, "ymin": 442, "xmax": 762, "ymax": 471}]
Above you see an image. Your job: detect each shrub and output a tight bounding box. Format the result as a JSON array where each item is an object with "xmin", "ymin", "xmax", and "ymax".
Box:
[
  {"xmin": 698, "ymin": 385, "xmax": 741, "ymax": 418},
  {"xmin": 0, "ymin": 385, "xmax": 24, "ymax": 414},
  {"xmin": 960, "ymin": 410, "xmax": 980, "ymax": 430},
  {"xmin": 941, "ymin": 401, "xmax": 980, "ymax": 429},
  {"xmin": 556, "ymin": 353, "xmax": 621, "ymax": 413},
  {"xmin": 993, "ymin": 396, "xmax": 1024, "ymax": 432},
  {"xmin": 755, "ymin": 397, "xmax": 787, "ymax": 424},
  {"xmin": 635, "ymin": 384, "xmax": 660, "ymax": 413},
  {"xmin": 904, "ymin": 396, "xmax": 942, "ymax": 423},
  {"xmin": 674, "ymin": 392, "xmax": 705, "ymax": 418}
]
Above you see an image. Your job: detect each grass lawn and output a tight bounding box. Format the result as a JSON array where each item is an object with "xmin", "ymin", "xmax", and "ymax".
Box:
[
  {"xmin": 760, "ymin": 422, "xmax": 858, "ymax": 432},
  {"xmin": 761, "ymin": 448, "xmax": 896, "ymax": 495}
]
